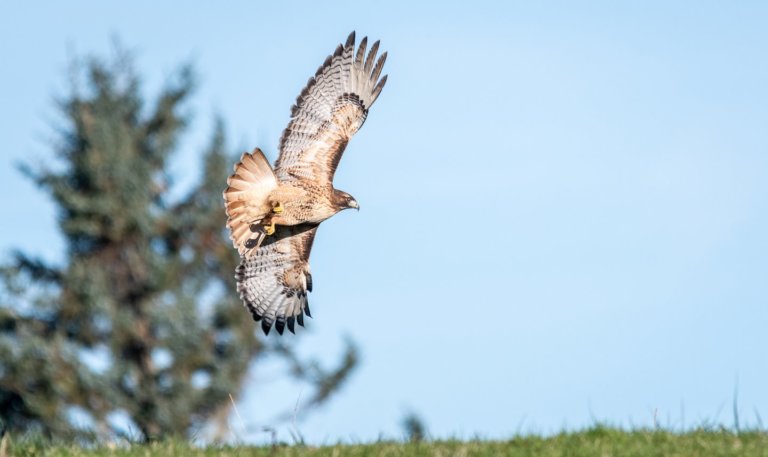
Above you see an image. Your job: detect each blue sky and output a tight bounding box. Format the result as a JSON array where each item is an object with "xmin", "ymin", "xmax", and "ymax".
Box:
[{"xmin": 2, "ymin": 0, "xmax": 767, "ymax": 444}]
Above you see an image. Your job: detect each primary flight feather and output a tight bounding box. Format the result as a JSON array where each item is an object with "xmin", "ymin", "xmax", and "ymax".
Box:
[{"xmin": 223, "ymin": 32, "xmax": 387, "ymax": 335}]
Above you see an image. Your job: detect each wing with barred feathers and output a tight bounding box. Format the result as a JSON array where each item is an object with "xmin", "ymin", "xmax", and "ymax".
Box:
[
  {"xmin": 235, "ymin": 224, "xmax": 318, "ymax": 335},
  {"xmin": 275, "ymin": 31, "xmax": 388, "ymax": 184}
]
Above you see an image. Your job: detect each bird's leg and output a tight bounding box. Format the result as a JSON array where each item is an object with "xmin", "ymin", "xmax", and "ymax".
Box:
[
  {"xmin": 272, "ymin": 202, "xmax": 284, "ymax": 214},
  {"xmin": 253, "ymin": 216, "xmax": 277, "ymax": 237}
]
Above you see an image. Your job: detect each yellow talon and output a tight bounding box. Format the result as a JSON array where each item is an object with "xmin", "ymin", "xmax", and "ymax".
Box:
[
  {"xmin": 272, "ymin": 202, "xmax": 284, "ymax": 214},
  {"xmin": 264, "ymin": 222, "xmax": 276, "ymax": 236}
]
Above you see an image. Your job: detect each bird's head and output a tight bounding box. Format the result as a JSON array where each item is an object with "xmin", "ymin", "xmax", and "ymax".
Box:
[{"xmin": 333, "ymin": 190, "xmax": 359, "ymax": 211}]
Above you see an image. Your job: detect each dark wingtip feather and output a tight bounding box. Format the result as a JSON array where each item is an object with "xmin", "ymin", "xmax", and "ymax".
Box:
[
  {"xmin": 346, "ymin": 31, "xmax": 356, "ymax": 48},
  {"xmin": 371, "ymin": 51, "xmax": 387, "ymax": 82},
  {"xmin": 304, "ymin": 302, "xmax": 312, "ymax": 318},
  {"xmin": 287, "ymin": 316, "xmax": 296, "ymax": 334},
  {"xmin": 306, "ymin": 273, "xmax": 313, "ymax": 292},
  {"xmin": 356, "ymin": 37, "xmax": 368, "ymax": 65},
  {"xmin": 371, "ymin": 74, "xmax": 388, "ymax": 103},
  {"xmin": 261, "ymin": 319, "xmax": 272, "ymax": 335},
  {"xmin": 297, "ymin": 312, "xmax": 304, "ymax": 327},
  {"xmin": 275, "ymin": 316, "xmax": 286, "ymax": 335},
  {"xmin": 364, "ymin": 40, "xmax": 380, "ymax": 73}
]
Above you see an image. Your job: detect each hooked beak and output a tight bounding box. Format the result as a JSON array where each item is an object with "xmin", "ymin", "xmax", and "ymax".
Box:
[{"xmin": 349, "ymin": 199, "xmax": 360, "ymax": 211}]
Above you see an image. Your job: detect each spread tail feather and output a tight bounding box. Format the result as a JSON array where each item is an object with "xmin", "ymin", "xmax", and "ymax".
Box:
[{"xmin": 223, "ymin": 148, "xmax": 278, "ymax": 255}]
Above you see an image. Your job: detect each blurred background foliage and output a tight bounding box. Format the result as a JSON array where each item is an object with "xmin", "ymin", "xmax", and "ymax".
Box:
[{"xmin": 0, "ymin": 44, "xmax": 358, "ymax": 442}]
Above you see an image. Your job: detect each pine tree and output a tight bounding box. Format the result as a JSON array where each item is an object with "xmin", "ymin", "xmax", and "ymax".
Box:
[{"xmin": 0, "ymin": 46, "xmax": 357, "ymax": 442}]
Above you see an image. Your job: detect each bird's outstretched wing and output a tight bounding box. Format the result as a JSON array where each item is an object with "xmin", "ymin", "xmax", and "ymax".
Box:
[
  {"xmin": 235, "ymin": 223, "xmax": 317, "ymax": 335},
  {"xmin": 275, "ymin": 31, "xmax": 387, "ymax": 184}
]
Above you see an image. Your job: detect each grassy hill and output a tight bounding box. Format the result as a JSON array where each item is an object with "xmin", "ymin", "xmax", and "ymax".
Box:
[{"xmin": 3, "ymin": 427, "xmax": 767, "ymax": 456}]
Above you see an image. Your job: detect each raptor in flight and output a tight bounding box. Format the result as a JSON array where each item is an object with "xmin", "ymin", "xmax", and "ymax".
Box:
[{"xmin": 223, "ymin": 32, "xmax": 387, "ymax": 335}]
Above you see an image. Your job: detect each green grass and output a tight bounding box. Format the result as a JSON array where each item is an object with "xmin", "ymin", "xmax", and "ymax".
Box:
[{"xmin": 3, "ymin": 427, "xmax": 768, "ymax": 456}]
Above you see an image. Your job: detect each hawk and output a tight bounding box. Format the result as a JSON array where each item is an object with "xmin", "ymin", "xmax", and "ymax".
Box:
[{"xmin": 223, "ymin": 32, "xmax": 387, "ymax": 335}]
